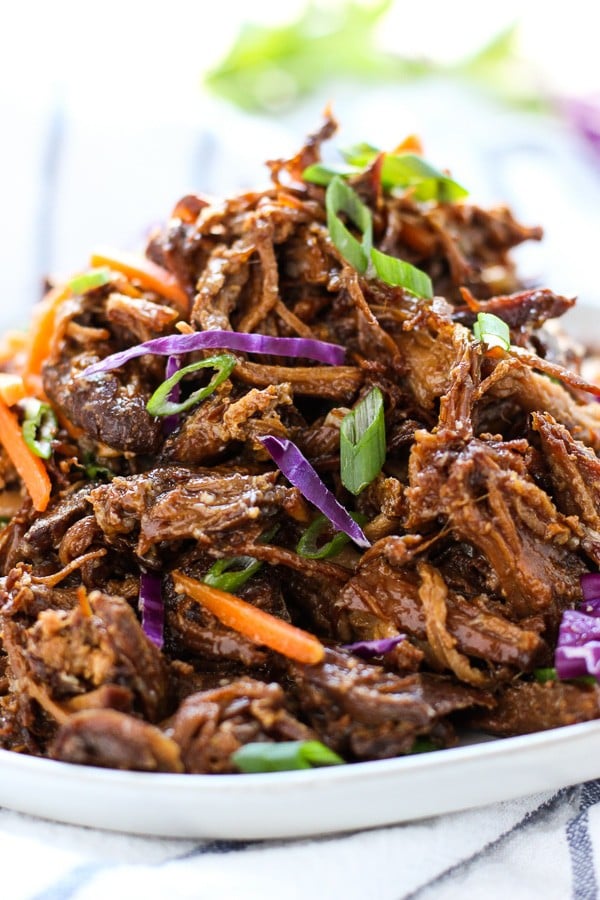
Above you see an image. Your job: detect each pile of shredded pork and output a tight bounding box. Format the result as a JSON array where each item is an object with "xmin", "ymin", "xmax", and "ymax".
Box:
[{"xmin": 1, "ymin": 115, "xmax": 600, "ymax": 775}]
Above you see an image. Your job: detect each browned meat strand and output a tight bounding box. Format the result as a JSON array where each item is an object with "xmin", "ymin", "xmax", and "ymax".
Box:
[
  {"xmin": 50, "ymin": 709, "xmax": 183, "ymax": 772},
  {"xmin": 169, "ymin": 679, "xmax": 315, "ymax": 773},
  {"xmin": 0, "ymin": 115, "xmax": 598, "ymax": 774}
]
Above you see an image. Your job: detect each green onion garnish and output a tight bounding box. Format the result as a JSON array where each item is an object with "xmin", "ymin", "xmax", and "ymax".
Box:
[
  {"xmin": 325, "ymin": 177, "xmax": 431, "ymax": 298},
  {"xmin": 0, "ymin": 516, "xmax": 9, "ymax": 529},
  {"xmin": 371, "ymin": 248, "xmax": 433, "ymax": 300},
  {"xmin": 409, "ymin": 738, "xmax": 438, "ymax": 754},
  {"xmin": 146, "ymin": 353, "xmax": 236, "ymax": 417},
  {"xmin": 533, "ymin": 666, "xmax": 596, "ymax": 686},
  {"xmin": 306, "ymin": 143, "xmax": 468, "ymax": 203},
  {"xmin": 472, "ymin": 312, "xmax": 511, "ymax": 352},
  {"xmin": 232, "ymin": 740, "xmax": 344, "ymax": 773},
  {"xmin": 203, "ymin": 556, "xmax": 263, "ymax": 593},
  {"xmin": 533, "ymin": 667, "xmax": 557, "ymax": 683},
  {"xmin": 296, "ymin": 512, "xmax": 367, "ymax": 559},
  {"xmin": 325, "ymin": 176, "xmax": 372, "ymax": 275},
  {"xmin": 340, "ymin": 387, "xmax": 386, "ymax": 495},
  {"xmin": 20, "ymin": 399, "xmax": 58, "ymax": 460},
  {"xmin": 81, "ymin": 452, "xmax": 113, "ymax": 481},
  {"xmin": 68, "ymin": 267, "xmax": 112, "ymax": 295}
]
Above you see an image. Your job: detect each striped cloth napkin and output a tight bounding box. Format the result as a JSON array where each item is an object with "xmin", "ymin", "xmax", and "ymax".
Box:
[{"xmin": 3, "ymin": 782, "xmax": 598, "ymax": 900}]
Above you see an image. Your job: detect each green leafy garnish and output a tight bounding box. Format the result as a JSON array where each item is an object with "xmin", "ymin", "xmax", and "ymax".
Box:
[
  {"xmin": 340, "ymin": 387, "xmax": 386, "ymax": 495},
  {"xmin": 0, "ymin": 516, "xmax": 9, "ymax": 530},
  {"xmin": 325, "ymin": 176, "xmax": 372, "ymax": 274},
  {"xmin": 20, "ymin": 399, "xmax": 58, "ymax": 460},
  {"xmin": 302, "ymin": 162, "xmax": 357, "ymax": 186},
  {"xmin": 68, "ymin": 267, "xmax": 112, "ymax": 296},
  {"xmin": 472, "ymin": 312, "xmax": 511, "ymax": 352},
  {"xmin": 340, "ymin": 145, "xmax": 468, "ymax": 202},
  {"xmin": 146, "ymin": 353, "xmax": 236, "ymax": 417},
  {"xmin": 233, "ymin": 740, "xmax": 344, "ymax": 773},
  {"xmin": 296, "ymin": 512, "xmax": 367, "ymax": 559}
]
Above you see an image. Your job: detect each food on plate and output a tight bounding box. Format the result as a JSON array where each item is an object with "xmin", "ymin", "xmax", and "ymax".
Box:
[{"xmin": 1, "ymin": 113, "xmax": 600, "ymax": 775}]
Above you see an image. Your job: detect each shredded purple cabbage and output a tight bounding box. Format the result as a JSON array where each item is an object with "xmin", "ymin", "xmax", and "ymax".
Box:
[
  {"xmin": 139, "ymin": 572, "xmax": 164, "ymax": 649},
  {"xmin": 555, "ymin": 608, "xmax": 600, "ymax": 681},
  {"xmin": 81, "ymin": 330, "xmax": 346, "ymax": 378},
  {"xmin": 258, "ymin": 435, "xmax": 371, "ymax": 550},
  {"xmin": 343, "ymin": 635, "xmax": 405, "ymax": 658},
  {"xmin": 564, "ymin": 96, "xmax": 600, "ymax": 161}
]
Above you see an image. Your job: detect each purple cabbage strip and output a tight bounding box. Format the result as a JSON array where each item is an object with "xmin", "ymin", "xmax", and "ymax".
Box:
[
  {"xmin": 81, "ymin": 330, "xmax": 346, "ymax": 378},
  {"xmin": 343, "ymin": 635, "xmax": 405, "ymax": 659},
  {"xmin": 162, "ymin": 355, "xmax": 182, "ymax": 436},
  {"xmin": 258, "ymin": 435, "xmax": 371, "ymax": 550},
  {"xmin": 555, "ymin": 608, "xmax": 600, "ymax": 681},
  {"xmin": 139, "ymin": 572, "xmax": 164, "ymax": 649},
  {"xmin": 564, "ymin": 96, "xmax": 600, "ymax": 162},
  {"xmin": 580, "ymin": 572, "xmax": 600, "ymax": 603}
]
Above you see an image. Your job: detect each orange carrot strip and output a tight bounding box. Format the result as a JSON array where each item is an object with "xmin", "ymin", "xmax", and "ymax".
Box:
[
  {"xmin": 172, "ymin": 571, "xmax": 325, "ymax": 665},
  {"xmin": 90, "ymin": 248, "xmax": 189, "ymax": 315},
  {"xmin": 0, "ymin": 330, "xmax": 29, "ymax": 366},
  {"xmin": 23, "ymin": 285, "xmax": 70, "ymax": 386},
  {"xmin": 0, "ymin": 399, "xmax": 52, "ymax": 511},
  {"xmin": 394, "ymin": 134, "xmax": 424, "ymax": 155},
  {"xmin": 0, "ymin": 373, "xmax": 26, "ymax": 406}
]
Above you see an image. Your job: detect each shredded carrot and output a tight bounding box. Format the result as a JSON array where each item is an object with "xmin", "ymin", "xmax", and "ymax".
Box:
[
  {"xmin": 90, "ymin": 248, "xmax": 189, "ymax": 315},
  {"xmin": 77, "ymin": 584, "xmax": 93, "ymax": 617},
  {"xmin": 22, "ymin": 284, "xmax": 70, "ymax": 389},
  {"xmin": 394, "ymin": 134, "xmax": 424, "ymax": 155},
  {"xmin": 0, "ymin": 398, "xmax": 52, "ymax": 511},
  {"xmin": 0, "ymin": 373, "xmax": 26, "ymax": 406},
  {"xmin": 0, "ymin": 330, "xmax": 29, "ymax": 366},
  {"xmin": 172, "ymin": 571, "xmax": 325, "ymax": 665}
]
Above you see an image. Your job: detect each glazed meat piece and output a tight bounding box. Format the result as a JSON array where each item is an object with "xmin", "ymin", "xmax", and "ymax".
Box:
[
  {"xmin": 169, "ymin": 679, "xmax": 315, "ymax": 773},
  {"xmin": 2, "ymin": 591, "xmax": 169, "ymax": 722},
  {"xmin": 291, "ymin": 650, "xmax": 493, "ymax": 760},
  {"xmin": 50, "ymin": 709, "xmax": 183, "ymax": 772},
  {"xmin": 89, "ymin": 466, "xmax": 305, "ymax": 556},
  {"xmin": 472, "ymin": 680, "xmax": 600, "ymax": 735}
]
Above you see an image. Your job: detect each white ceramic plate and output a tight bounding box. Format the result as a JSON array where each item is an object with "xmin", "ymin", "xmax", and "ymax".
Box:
[
  {"xmin": 0, "ymin": 298, "xmax": 598, "ymax": 840},
  {"xmin": 0, "ymin": 721, "xmax": 599, "ymax": 839}
]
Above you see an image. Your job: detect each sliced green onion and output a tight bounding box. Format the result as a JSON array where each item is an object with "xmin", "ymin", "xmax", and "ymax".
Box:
[
  {"xmin": 325, "ymin": 176, "xmax": 372, "ymax": 274},
  {"xmin": 371, "ymin": 248, "xmax": 433, "ymax": 300},
  {"xmin": 297, "ymin": 512, "xmax": 368, "ymax": 559},
  {"xmin": 0, "ymin": 516, "xmax": 9, "ymax": 529},
  {"xmin": 409, "ymin": 738, "xmax": 438, "ymax": 754},
  {"xmin": 20, "ymin": 399, "xmax": 58, "ymax": 460},
  {"xmin": 341, "ymin": 145, "xmax": 468, "ymax": 202},
  {"xmin": 472, "ymin": 312, "xmax": 511, "ymax": 352},
  {"xmin": 203, "ymin": 556, "xmax": 263, "ymax": 593},
  {"xmin": 340, "ymin": 387, "xmax": 386, "ymax": 496},
  {"xmin": 302, "ymin": 162, "xmax": 357, "ymax": 187},
  {"xmin": 146, "ymin": 353, "xmax": 236, "ymax": 417},
  {"xmin": 68, "ymin": 267, "xmax": 112, "ymax": 295},
  {"xmin": 533, "ymin": 666, "xmax": 596, "ymax": 686},
  {"xmin": 533, "ymin": 667, "xmax": 557, "ymax": 683},
  {"xmin": 232, "ymin": 740, "xmax": 344, "ymax": 773},
  {"xmin": 203, "ymin": 526, "xmax": 278, "ymax": 593},
  {"xmin": 81, "ymin": 452, "xmax": 114, "ymax": 481}
]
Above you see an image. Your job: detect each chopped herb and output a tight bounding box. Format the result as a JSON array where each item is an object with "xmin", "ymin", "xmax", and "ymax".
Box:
[
  {"xmin": 340, "ymin": 387, "xmax": 386, "ymax": 495},
  {"xmin": 81, "ymin": 452, "xmax": 114, "ymax": 481},
  {"xmin": 409, "ymin": 738, "xmax": 438, "ymax": 754},
  {"xmin": 146, "ymin": 353, "xmax": 237, "ymax": 417},
  {"xmin": 371, "ymin": 248, "xmax": 433, "ymax": 300},
  {"xmin": 20, "ymin": 399, "xmax": 58, "ymax": 460},
  {"xmin": 232, "ymin": 740, "xmax": 344, "ymax": 773},
  {"xmin": 203, "ymin": 556, "xmax": 263, "ymax": 593},
  {"xmin": 533, "ymin": 667, "xmax": 557, "ymax": 683}
]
